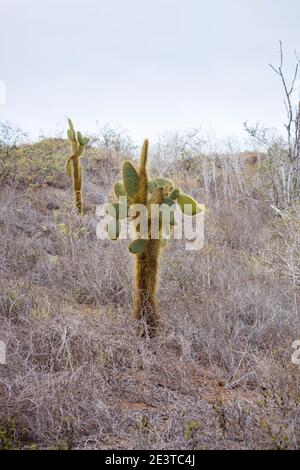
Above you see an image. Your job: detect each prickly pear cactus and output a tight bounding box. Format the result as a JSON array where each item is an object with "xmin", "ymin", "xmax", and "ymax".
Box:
[
  {"xmin": 107, "ymin": 139, "xmax": 204, "ymax": 336},
  {"xmin": 66, "ymin": 119, "xmax": 89, "ymax": 213}
]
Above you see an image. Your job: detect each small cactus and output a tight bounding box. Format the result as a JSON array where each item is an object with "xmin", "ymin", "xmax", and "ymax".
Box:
[
  {"xmin": 107, "ymin": 139, "xmax": 204, "ymax": 337},
  {"xmin": 66, "ymin": 119, "xmax": 89, "ymax": 213}
]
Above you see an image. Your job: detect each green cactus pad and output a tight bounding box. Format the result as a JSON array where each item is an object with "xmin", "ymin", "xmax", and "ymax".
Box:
[
  {"xmin": 67, "ymin": 129, "xmax": 76, "ymax": 141},
  {"xmin": 77, "ymin": 131, "xmax": 84, "ymax": 145},
  {"xmin": 77, "ymin": 145, "xmax": 84, "ymax": 156},
  {"xmin": 155, "ymin": 178, "xmax": 173, "ymax": 189},
  {"xmin": 106, "ymin": 219, "xmax": 121, "ymax": 240},
  {"xmin": 129, "ymin": 239, "xmax": 149, "ymax": 254},
  {"xmin": 114, "ymin": 181, "xmax": 127, "ymax": 197},
  {"xmin": 148, "ymin": 180, "xmax": 156, "ymax": 193},
  {"xmin": 123, "ymin": 161, "xmax": 139, "ymax": 198},
  {"xmin": 177, "ymin": 194, "xmax": 204, "ymax": 216},
  {"xmin": 68, "ymin": 118, "xmax": 74, "ymax": 131},
  {"xmin": 169, "ymin": 188, "xmax": 180, "ymax": 200},
  {"xmin": 148, "ymin": 178, "xmax": 173, "ymax": 193},
  {"xmin": 161, "ymin": 197, "xmax": 176, "ymax": 208}
]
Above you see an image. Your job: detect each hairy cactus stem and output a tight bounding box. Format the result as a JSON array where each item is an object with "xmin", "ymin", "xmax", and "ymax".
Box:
[
  {"xmin": 72, "ymin": 154, "xmax": 83, "ymax": 213},
  {"xmin": 134, "ymin": 140, "xmax": 162, "ymax": 337},
  {"xmin": 66, "ymin": 119, "xmax": 88, "ymax": 214}
]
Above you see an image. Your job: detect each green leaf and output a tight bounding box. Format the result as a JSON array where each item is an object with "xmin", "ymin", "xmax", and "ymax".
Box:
[
  {"xmin": 106, "ymin": 219, "xmax": 121, "ymax": 240},
  {"xmin": 105, "ymin": 202, "xmax": 128, "ymax": 219},
  {"xmin": 129, "ymin": 239, "xmax": 149, "ymax": 254},
  {"xmin": 177, "ymin": 194, "xmax": 204, "ymax": 216},
  {"xmin": 82, "ymin": 137, "xmax": 89, "ymax": 145},
  {"xmin": 123, "ymin": 161, "xmax": 139, "ymax": 198},
  {"xmin": 114, "ymin": 181, "xmax": 127, "ymax": 197}
]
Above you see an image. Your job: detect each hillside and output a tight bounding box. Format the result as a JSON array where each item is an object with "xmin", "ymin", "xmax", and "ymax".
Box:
[{"xmin": 0, "ymin": 133, "xmax": 299, "ymax": 450}]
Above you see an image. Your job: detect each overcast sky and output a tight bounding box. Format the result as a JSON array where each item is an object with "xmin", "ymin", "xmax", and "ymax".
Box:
[{"xmin": 0, "ymin": 0, "xmax": 300, "ymax": 143}]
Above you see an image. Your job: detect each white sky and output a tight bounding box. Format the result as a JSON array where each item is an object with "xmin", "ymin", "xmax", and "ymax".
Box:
[{"xmin": 0, "ymin": 0, "xmax": 300, "ymax": 143}]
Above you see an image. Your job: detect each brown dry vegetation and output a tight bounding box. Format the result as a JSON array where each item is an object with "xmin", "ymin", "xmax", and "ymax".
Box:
[{"xmin": 0, "ymin": 127, "xmax": 299, "ymax": 449}]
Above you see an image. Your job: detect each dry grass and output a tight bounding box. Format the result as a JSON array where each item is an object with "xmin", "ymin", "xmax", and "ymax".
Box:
[{"xmin": 0, "ymin": 137, "xmax": 299, "ymax": 449}]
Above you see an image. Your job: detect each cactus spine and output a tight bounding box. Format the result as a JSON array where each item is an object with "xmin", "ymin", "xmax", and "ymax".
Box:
[
  {"xmin": 66, "ymin": 119, "xmax": 89, "ymax": 213},
  {"xmin": 108, "ymin": 139, "xmax": 205, "ymax": 337}
]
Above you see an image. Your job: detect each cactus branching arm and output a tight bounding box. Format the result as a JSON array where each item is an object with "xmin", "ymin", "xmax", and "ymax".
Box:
[{"xmin": 66, "ymin": 119, "xmax": 89, "ymax": 213}]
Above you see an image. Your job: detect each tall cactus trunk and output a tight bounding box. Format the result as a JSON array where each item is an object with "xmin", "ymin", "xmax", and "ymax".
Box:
[
  {"xmin": 66, "ymin": 119, "xmax": 89, "ymax": 214},
  {"xmin": 72, "ymin": 155, "xmax": 83, "ymax": 213},
  {"xmin": 133, "ymin": 139, "xmax": 161, "ymax": 337},
  {"xmin": 134, "ymin": 240, "xmax": 160, "ymax": 337}
]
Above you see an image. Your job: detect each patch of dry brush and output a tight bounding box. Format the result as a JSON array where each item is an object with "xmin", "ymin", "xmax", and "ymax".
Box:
[{"xmin": 0, "ymin": 138, "xmax": 299, "ymax": 449}]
